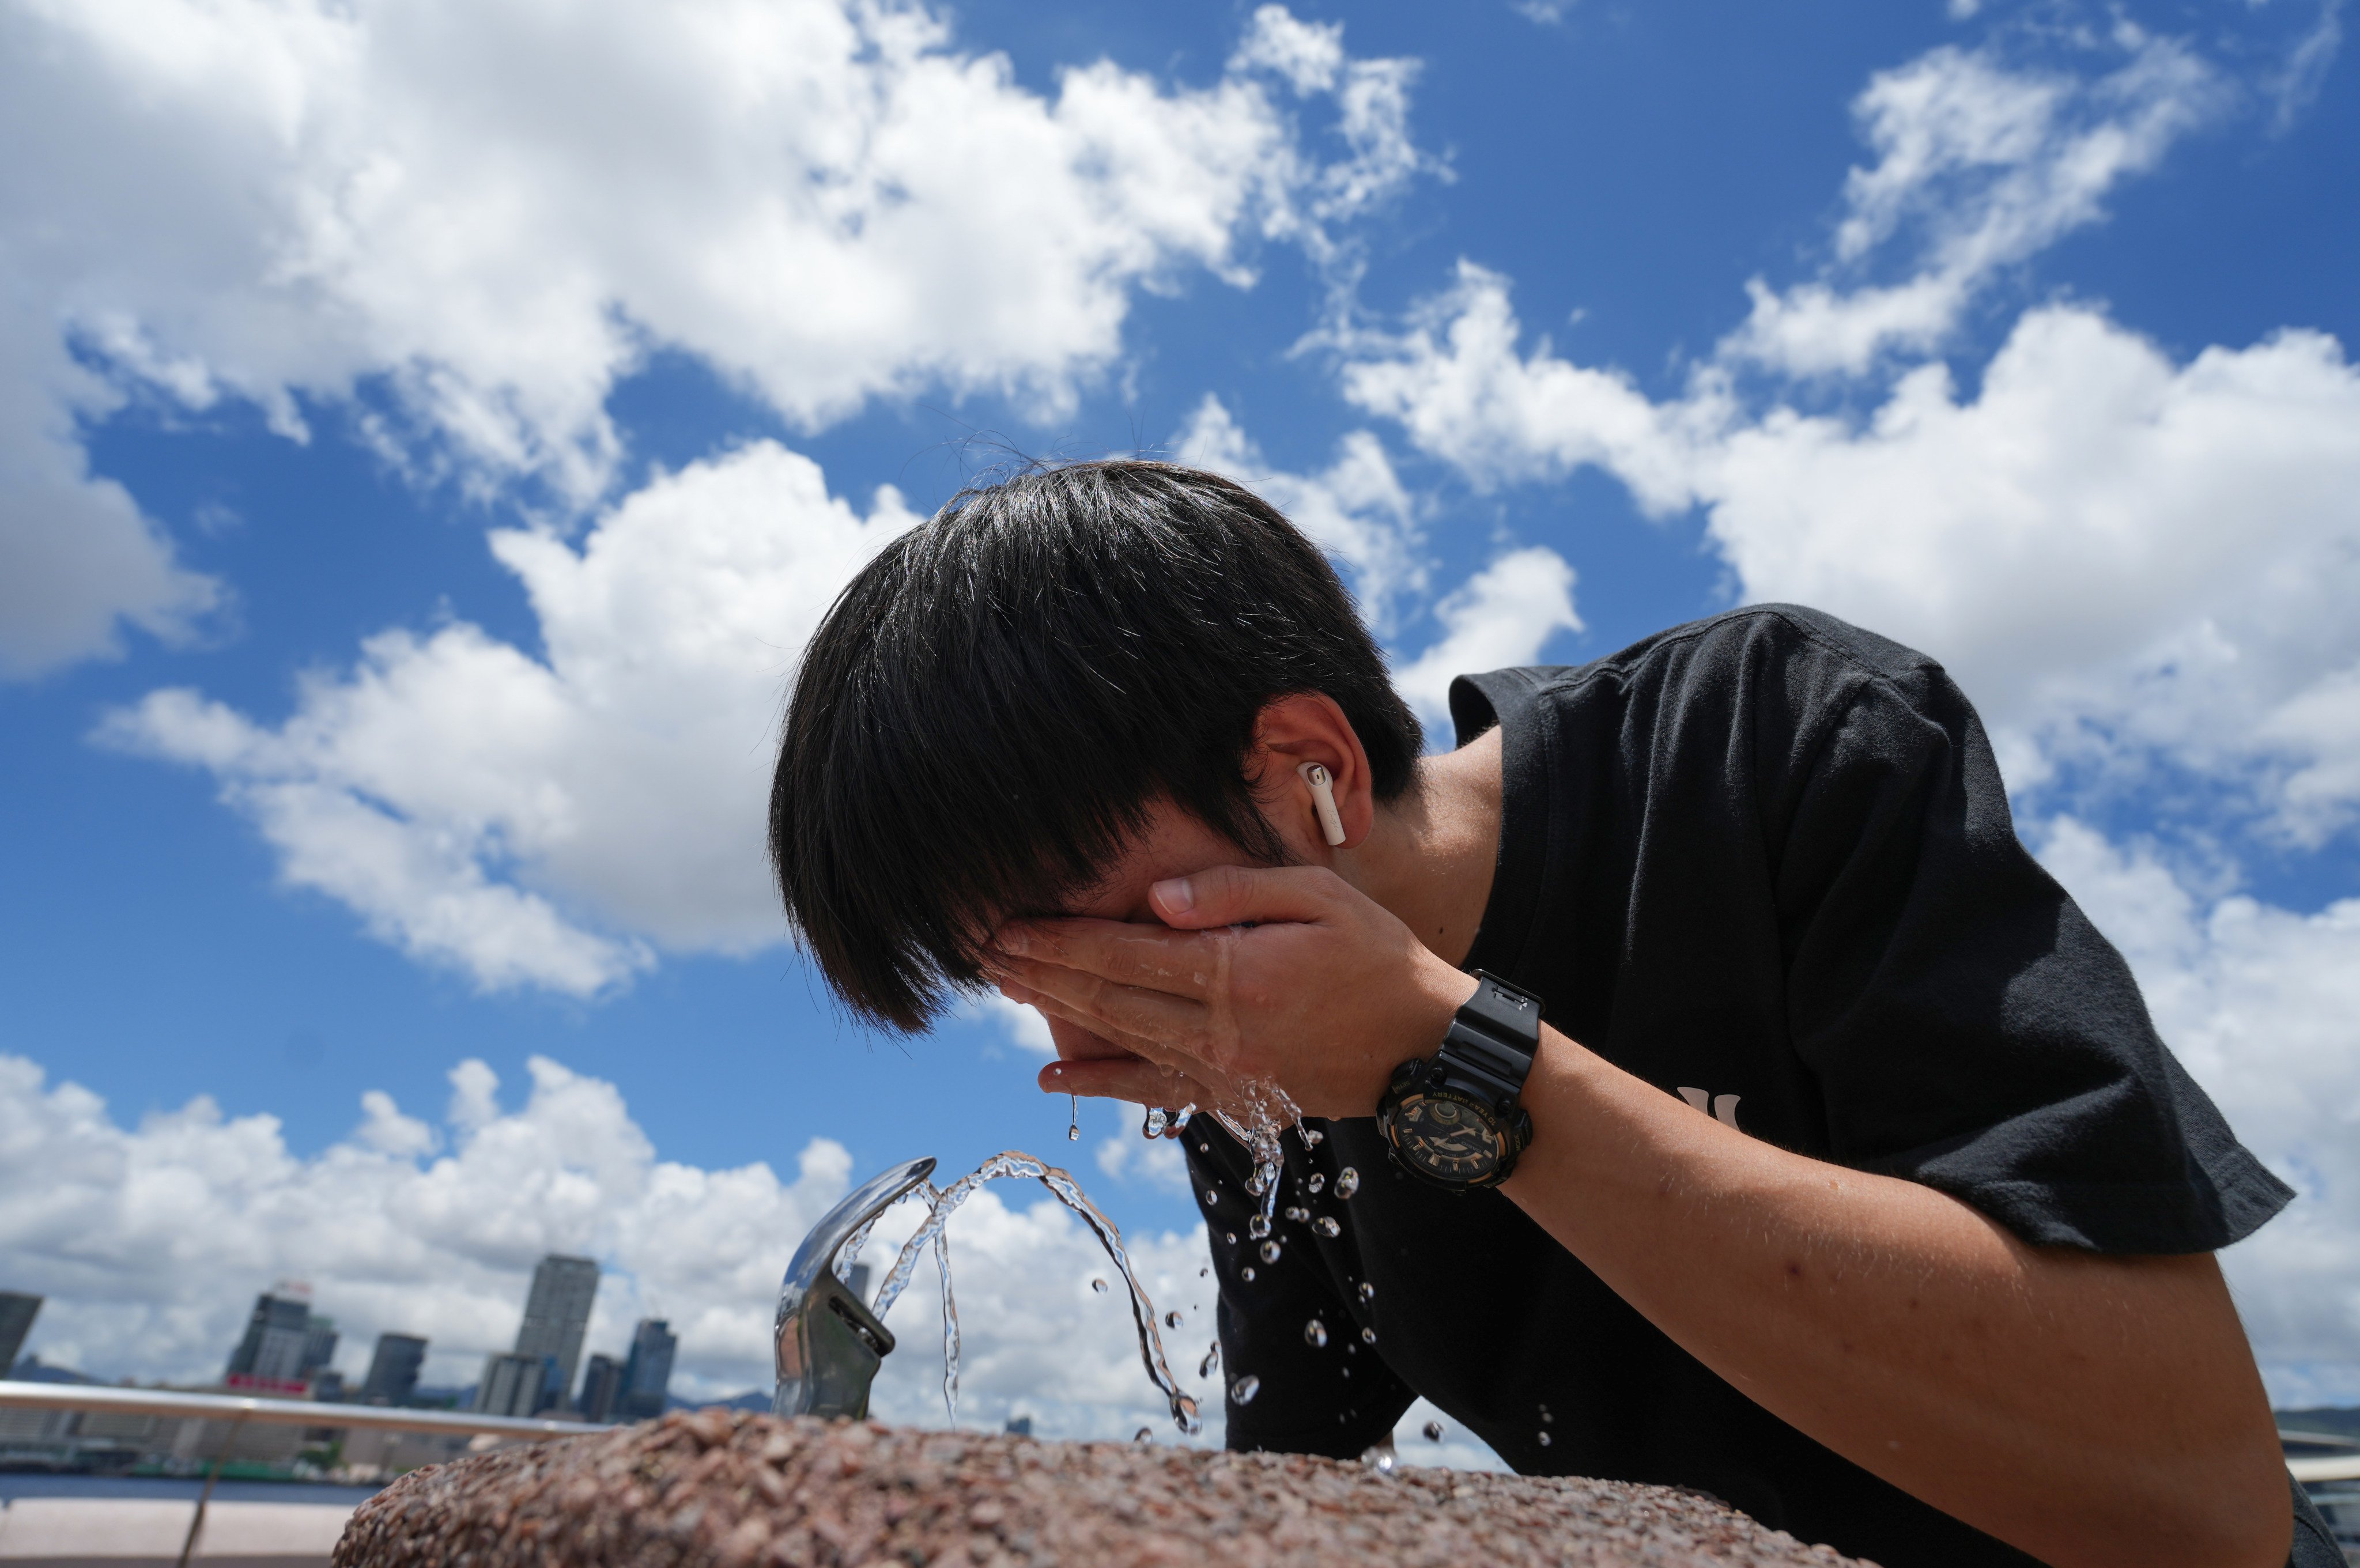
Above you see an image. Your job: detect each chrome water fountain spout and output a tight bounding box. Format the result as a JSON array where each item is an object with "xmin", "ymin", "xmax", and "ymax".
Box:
[{"xmin": 773, "ymin": 1155, "xmax": 935, "ymax": 1419}]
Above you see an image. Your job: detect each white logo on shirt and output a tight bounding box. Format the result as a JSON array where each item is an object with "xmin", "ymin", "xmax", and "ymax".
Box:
[{"xmin": 1677, "ymin": 1086, "xmax": 1743, "ymax": 1130}]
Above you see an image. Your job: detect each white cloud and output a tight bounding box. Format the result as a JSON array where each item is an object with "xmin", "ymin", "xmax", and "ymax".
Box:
[
  {"xmin": 0, "ymin": 1049, "xmax": 1241, "ymax": 1441},
  {"xmin": 1390, "ymin": 547, "xmax": 1581, "ymax": 727},
  {"xmin": 101, "ymin": 441, "xmax": 916, "ymax": 995},
  {"xmin": 1095, "ymin": 1128, "xmax": 1195, "ymax": 1199},
  {"xmin": 2034, "ymin": 819, "xmax": 2360, "ymax": 1404},
  {"xmin": 1350, "ymin": 262, "xmax": 2360, "ymax": 835},
  {"xmin": 0, "ymin": 309, "xmax": 224, "ymax": 678},
  {"xmin": 1, "ymin": 0, "xmax": 1428, "ymax": 678},
  {"xmin": 1724, "ymin": 33, "xmax": 2222, "ymax": 376},
  {"xmin": 1173, "ymin": 393, "xmax": 1426, "ymax": 625}
]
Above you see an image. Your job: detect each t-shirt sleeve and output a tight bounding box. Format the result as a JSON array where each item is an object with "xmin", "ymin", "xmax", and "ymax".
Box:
[
  {"xmin": 1186, "ymin": 1129, "xmax": 1416, "ymax": 1457},
  {"xmin": 1774, "ymin": 655, "xmax": 2291, "ymax": 1253}
]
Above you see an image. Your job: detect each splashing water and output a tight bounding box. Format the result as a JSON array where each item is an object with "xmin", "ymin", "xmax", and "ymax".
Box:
[
  {"xmin": 1213, "ymin": 1077, "xmax": 1301, "ymax": 1239},
  {"xmin": 870, "ymin": 1151, "xmax": 1203, "ymax": 1434}
]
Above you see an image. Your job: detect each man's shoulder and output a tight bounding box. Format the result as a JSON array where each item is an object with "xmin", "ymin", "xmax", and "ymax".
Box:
[{"xmin": 1464, "ymin": 604, "xmax": 1940, "ymax": 716}]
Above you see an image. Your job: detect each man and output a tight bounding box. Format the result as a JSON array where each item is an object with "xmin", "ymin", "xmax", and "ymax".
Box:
[{"xmin": 771, "ymin": 460, "xmax": 2336, "ymax": 1567}]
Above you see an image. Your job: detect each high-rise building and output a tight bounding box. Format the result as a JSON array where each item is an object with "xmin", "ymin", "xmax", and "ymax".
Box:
[
  {"xmin": 225, "ymin": 1286, "xmax": 316, "ymax": 1387},
  {"xmin": 299, "ymin": 1316, "xmax": 339, "ymax": 1381},
  {"xmin": 512, "ymin": 1256, "xmax": 599, "ymax": 1412},
  {"xmin": 618, "ymin": 1318, "xmax": 677, "ymax": 1420},
  {"xmin": 474, "ymin": 1351, "xmax": 546, "ymax": 1419},
  {"xmin": 577, "ymin": 1352, "xmax": 624, "ymax": 1424},
  {"xmin": 361, "ymin": 1333, "xmax": 428, "ymax": 1405},
  {"xmin": 0, "ymin": 1293, "xmax": 40, "ymax": 1374}
]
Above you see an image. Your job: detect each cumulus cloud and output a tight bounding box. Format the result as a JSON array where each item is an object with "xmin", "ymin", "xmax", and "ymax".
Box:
[
  {"xmin": 101, "ymin": 441, "xmax": 915, "ymax": 995},
  {"xmin": 1172, "ymin": 393, "xmax": 1427, "ymax": 625},
  {"xmin": 1172, "ymin": 394, "xmax": 1579, "ymax": 722},
  {"xmin": 1, "ymin": 0, "xmax": 1428, "ymax": 678},
  {"xmin": 1389, "ymin": 548, "xmax": 1581, "ymax": 727},
  {"xmin": 1333, "ymin": 23, "xmax": 2360, "ymax": 840},
  {"xmin": 1724, "ymin": 31, "xmax": 2222, "ymax": 376},
  {"xmin": 0, "ymin": 1050, "xmax": 1235, "ymax": 1434},
  {"xmin": 2034, "ymin": 819, "xmax": 2360, "ymax": 1405}
]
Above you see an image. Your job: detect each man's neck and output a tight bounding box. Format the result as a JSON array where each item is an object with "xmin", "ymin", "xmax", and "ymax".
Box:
[{"xmin": 1338, "ymin": 726, "xmax": 1504, "ymax": 968}]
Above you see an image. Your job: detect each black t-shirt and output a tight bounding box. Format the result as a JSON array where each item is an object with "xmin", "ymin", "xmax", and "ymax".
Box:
[{"xmin": 1187, "ymin": 605, "xmax": 2297, "ymax": 1568}]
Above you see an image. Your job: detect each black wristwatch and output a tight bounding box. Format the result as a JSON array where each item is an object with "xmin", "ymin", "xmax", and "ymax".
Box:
[{"xmin": 1376, "ymin": 970, "xmax": 1542, "ymax": 1192}]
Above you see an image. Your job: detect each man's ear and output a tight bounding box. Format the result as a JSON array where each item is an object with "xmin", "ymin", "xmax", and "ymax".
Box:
[{"xmin": 1249, "ymin": 693, "xmax": 1377, "ymax": 852}]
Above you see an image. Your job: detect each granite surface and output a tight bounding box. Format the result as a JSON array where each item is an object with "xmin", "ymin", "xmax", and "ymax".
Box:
[{"xmin": 333, "ymin": 1410, "xmax": 1875, "ymax": 1568}]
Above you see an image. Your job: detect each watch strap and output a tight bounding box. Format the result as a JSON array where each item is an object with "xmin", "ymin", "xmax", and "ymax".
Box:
[{"xmin": 1429, "ymin": 970, "xmax": 1540, "ymax": 1112}]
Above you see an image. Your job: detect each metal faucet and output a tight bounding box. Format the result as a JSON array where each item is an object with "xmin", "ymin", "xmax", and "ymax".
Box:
[{"xmin": 773, "ymin": 1156, "xmax": 935, "ymax": 1419}]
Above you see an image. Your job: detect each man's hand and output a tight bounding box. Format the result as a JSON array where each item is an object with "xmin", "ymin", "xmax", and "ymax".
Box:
[{"xmin": 992, "ymin": 864, "xmax": 1478, "ymax": 1119}]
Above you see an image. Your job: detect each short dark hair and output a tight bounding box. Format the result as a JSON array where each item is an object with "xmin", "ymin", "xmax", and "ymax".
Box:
[{"xmin": 769, "ymin": 459, "xmax": 1423, "ymax": 1031}]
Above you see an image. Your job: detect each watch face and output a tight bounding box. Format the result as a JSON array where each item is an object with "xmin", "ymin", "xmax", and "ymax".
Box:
[{"xmin": 1392, "ymin": 1090, "xmax": 1504, "ymax": 1183}]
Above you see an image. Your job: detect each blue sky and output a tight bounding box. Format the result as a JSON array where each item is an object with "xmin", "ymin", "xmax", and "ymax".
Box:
[{"xmin": 3, "ymin": 0, "xmax": 2357, "ymax": 1437}]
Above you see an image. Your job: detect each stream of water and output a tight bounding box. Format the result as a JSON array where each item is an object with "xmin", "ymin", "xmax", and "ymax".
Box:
[{"xmin": 845, "ymin": 1151, "xmax": 1204, "ymax": 1435}]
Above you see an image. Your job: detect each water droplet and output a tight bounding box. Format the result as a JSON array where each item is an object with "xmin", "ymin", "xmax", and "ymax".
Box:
[
  {"xmin": 1308, "ymin": 1172, "xmax": 1325, "ymax": 1193},
  {"xmin": 1283, "ymin": 1206, "xmax": 1308, "ymax": 1223},
  {"xmin": 1199, "ymin": 1267, "xmax": 1209, "ymax": 1278},
  {"xmin": 1198, "ymin": 1343, "xmax": 1221, "ymax": 1378},
  {"xmin": 1134, "ymin": 1427, "xmax": 1153, "ymax": 1443},
  {"xmin": 1241, "ymin": 1266, "xmax": 1256, "ymax": 1282},
  {"xmin": 1422, "ymin": 1421, "xmax": 1444, "ymax": 1442},
  {"xmin": 1245, "ymin": 1167, "xmax": 1270, "ymax": 1197},
  {"xmin": 1335, "ymin": 1167, "xmax": 1360, "ymax": 1199},
  {"xmin": 1068, "ymin": 1094, "xmax": 1079, "ymax": 1140},
  {"xmin": 1092, "ymin": 1278, "xmax": 1108, "ymax": 1294},
  {"xmin": 1259, "ymin": 1240, "xmax": 1281, "ymax": 1264},
  {"xmin": 1360, "ymin": 1327, "xmax": 1375, "ymax": 1344},
  {"xmin": 1204, "ymin": 1188, "xmax": 1220, "ymax": 1206},
  {"xmin": 1225, "ymin": 1231, "xmax": 1236, "ymax": 1244},
  {"xmin": 1304, "ymin": 1318, "xmax": 1328, "ymax": 1348},
  {"xmin": 1341, "ymin": 1366, "xmax": 1352, "ymax": 1378},
  {"xmin": 1357, "ymin": 1282, "xmax": 1376, "ymax": 1303},
  {"xmin": 1229, "ymin": 1374, "xmax": 1261, "ymax": 1405},
  {"xmin": 1248, "ymin": 1214, "xmax": 1271, "ymax": 1240},
  {"xmin": 1539, "ymin": 1410, "xmax": 1553, "ymax": 1424},
  {"xmin": 1313, "ymin": 1216, "xmax": 1341, "ymax": 1238},
  {"xmin": 1358, "ymin": 1441, "xmax": 1398, "ymax": 1474},
  {"xmin": 1197, "ymin": 1142, "xmax": 1210, "ymax": 1153},
  {"xmin": 1536, "ymin": 1431, "xmax": 1551, "ymax": 1448},
  {"xmin": 1164, "ymin": 1310, "xmax": 1183, "ymax": 1328},
  {"xmin": 1300, "ymin": 1126, "xmax": 1325, "ymax": 1147},
  {"xmin": 1143, "ymin": 1106, "xmax": 1168, "ymax": 1139},
  {"xmin": 1172, "ymin": 1105, "xmax": 1195, "ymax": 1130}
]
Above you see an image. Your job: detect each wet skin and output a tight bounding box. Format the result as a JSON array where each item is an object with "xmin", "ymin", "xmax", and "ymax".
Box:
[{"xmin": 987, "ymin": 692, "xmax": 2293, "ymax": 1568}]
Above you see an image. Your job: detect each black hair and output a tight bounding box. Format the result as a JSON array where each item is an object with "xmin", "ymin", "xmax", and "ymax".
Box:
[{"xmin": 769, "ymin": 459, "xmax": 1422, "ymax": 1031}]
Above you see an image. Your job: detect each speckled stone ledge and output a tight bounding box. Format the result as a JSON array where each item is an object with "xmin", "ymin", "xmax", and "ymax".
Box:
[{"xmin": 333, "ymin": 1410, "xmax": 1874, "ymax": 1568}]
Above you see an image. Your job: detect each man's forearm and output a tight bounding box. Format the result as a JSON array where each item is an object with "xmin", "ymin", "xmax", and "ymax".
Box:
[{"xmin": 1505, "ymin": 1028, "xmax": 2290, "ymax": 1568}]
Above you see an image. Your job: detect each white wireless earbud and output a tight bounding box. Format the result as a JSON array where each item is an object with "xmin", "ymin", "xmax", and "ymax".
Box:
[{"xmin": 1297, "ymin": 762, "xmax": 1347, "ymax": 847}]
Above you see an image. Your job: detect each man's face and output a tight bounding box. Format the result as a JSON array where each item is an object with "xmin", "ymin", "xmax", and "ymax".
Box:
[{"xmin": 1016, "ymin": 792, "xmax": 1314, "ymax": 1062}]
